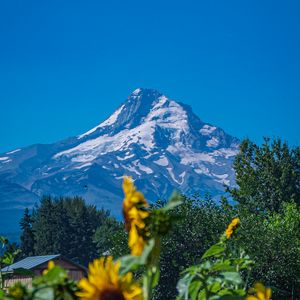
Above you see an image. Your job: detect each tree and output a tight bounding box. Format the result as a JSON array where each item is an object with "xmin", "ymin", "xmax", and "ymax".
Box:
[
  {"xmin": 20, "ymin": 208, "xmax": 35, "ymax": 257},
  {"xmin": 227, "ymin": 137, "xmax": 300, "ymax": 299},
  {"xmin": 63, "ymin": 197, "xmax": 98, "ymax": 265},
  {"xmin": 104, "ymin": 195, "xmax": 231, "ymax": 300},
  {"xmin": 31, "ymin": 195, "xmax": 114, "ymax": 266},
  {"xmin": 236, "ymin": 202, "xmax": 300, "ymax": 299},
  {"xmin": 32, "ymin": 196, "xmax": 55, "ymax": 255},
  {"xmin": 229, "ymin": 137, "xmax": 300, "ymax": 212},
  {"xmin": 153, "ymin": 196, "xmax": 230, "ymax": 300},
  {"xmin": 93, "ymin": 217, "xmax": 125, "ymax": 256}
]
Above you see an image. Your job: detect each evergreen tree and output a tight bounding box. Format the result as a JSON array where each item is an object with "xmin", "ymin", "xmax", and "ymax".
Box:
[
  {"xmin": 19, "ymin": 208, "xmax": 35, "ymax": 257},
  {"xmin": 32, "ymin": 196, "xmax": 55, "ymax": 255},
  {"xmin": 30, "ymin": 195, "xmax": 112, "ymax": 266},
  {"xmin": 63, "ymin": 197, "xmax": 99, "ymax": 265}
]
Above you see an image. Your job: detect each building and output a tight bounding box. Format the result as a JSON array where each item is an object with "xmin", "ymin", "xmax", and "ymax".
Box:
[{"xmin": 1, "ymin": 254, "xmax": 87, "ymax": 288}]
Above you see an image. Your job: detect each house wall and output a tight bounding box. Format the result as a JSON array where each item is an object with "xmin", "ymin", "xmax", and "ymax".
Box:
[
  {"xmin": 4, "ymin": 275, "xmax": 33, "ymax": 288},
  {"xmin": 34, "ymin": 258, "xmax": 86, "ymax": 281},
  {"xmin": 4, "ymin": 258, "xmax": 86, "ymax": 288}
]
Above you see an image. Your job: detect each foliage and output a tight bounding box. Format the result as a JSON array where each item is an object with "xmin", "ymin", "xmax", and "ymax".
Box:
[
  {"xmin": 0, "ymin": 178, "xmax": 275, "ymax": 300},
  {"xmin": 3, "ymin": 262, "xmax": 78, "ymax": 300},
  {"xmin": 229, "ymin": 137, "xmax": 300, "ymax": 212},
  {"xmin": 2, "ymin": 137, "xmax": 299, "ymax": 299},
  {"xmin": 93, "ymin": 217, "xmax": 125, "ymax": 256},
  {"xmin": 154, "ymin": 196, "xmax": 231, "ymax": 300},
  {"xmin": 177, "ymin": 219, "xmax": 253, "ymax": 300},
  {"xmin": 0, "ymin": 237, "xmax": 21, "ymax": 290},
  {"xmin": 29, "ymin": 196, "xmax": 116, "ymax": 266},
  {"xmin": 19, "ymin": 209, "xmax": 35, "ymax": 258},
  {"xmin": 225, "ymin": 137, "xmax": 300, "ymax": 299},
  {"xmin": 236, "ymin": 202, "xmax": 300, "ymax": 299}
]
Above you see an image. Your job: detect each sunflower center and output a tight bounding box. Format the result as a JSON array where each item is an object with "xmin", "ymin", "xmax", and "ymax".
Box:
[{"xmin": 100, "ymin": 288, "xmax": 126, "ymax": 300}]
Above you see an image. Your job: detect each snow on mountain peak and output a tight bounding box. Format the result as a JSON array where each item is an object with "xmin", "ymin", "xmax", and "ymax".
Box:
[{"xmin": 0, "ymin": 88, "xmax": 240, "ymax": 228}]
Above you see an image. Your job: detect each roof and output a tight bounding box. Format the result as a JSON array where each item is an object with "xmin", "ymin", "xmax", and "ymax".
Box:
[{"xmin": 1, "ymin": 254, "xmax": 60, "ymax": 273}]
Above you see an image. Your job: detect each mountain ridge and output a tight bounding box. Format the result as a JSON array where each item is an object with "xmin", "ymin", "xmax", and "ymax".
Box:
[{"xmin": 0, "ymin": 88, "xmax": 239, "ymax": 235}]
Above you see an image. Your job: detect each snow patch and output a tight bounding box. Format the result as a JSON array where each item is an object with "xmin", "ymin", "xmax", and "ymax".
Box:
[
  {"xmin": 123, "ymin": 165, "xmax": 141, "ymax": 176},
  {"xmin": 167, "ymin": 167, "xmax": 183, "ymax": 184},
  {"xmin": 194, "ymin": 166, "xmax": 210, "ymax": 175},
  {"xmin": 78, "ymin": 104, "xmax": 125, "ymax": 139},
  {"xmin": 206, "ymin": 137, "xmax": 219, "ymax": 147},
  {"xmin": 56, "ymin": 122, "xmax": 156, "ymax": 161},
  {"xmin": 0, "ymin": 157, "xmax": 9, "ymax": 161},
  {"xmin": 71, "ymin": 155, "xmax": 95, "ymax": 163},
  {"xmin": 132, "ymin": 88, "xmax": 141, "ymax": 95},
  {"xmin": 74, "ymin": 162, "xmax": 92, "ymax": 169},
  {"xmin": 179, "ymin": 171, "xmax": 186, "ymax": 184},
  {"xmin": 213, "ymin": 173, "xmax": 230, "ymax": 186},
  {"xmin": 200, "ymin": 125, "xmax": 217, "ymax": 135},
  {"xmin": 116, "ymin": 154, "xmax": 135, "ymax": 161},
  {"xmin": 154, "ymin": 156, "xmax": 169, "ymax": 166},
  {"xmin": 6, "ymin": 149, "xmax": 21, "ymax": 155},
  {"xmin": 180, "ymin": 152, "xmax": 215, "ymax": 164},
  {"xmin": 167, "ymin": 167, "xmax": 179, "ymax": 184},
  {"xmin": 137, "ymin": 162, "xmax": 153, "ymax": 174},
  {"xmin": 212, "ymin": 148, "xmax": 239, "ymax": 158}
]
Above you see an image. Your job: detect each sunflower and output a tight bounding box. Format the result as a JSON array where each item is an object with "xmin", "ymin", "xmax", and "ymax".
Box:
[
  {"xmin": 42, "ymin": 260, "xmax": 55, "ymax": 275},
  {"xmin": 225, "ymin": 217, "xmax": 240, "ymax": 238},
  {"xmin": 122, "ymin": 176, "xmax": 150, "ymax": 255},
  {"xmin": 8, "ymin": 283, "xmax": 26, "ymax": 300},
  {"xmin": 246, "ymin": 282, "xmax": 272, "ymax": 300},
  {"xmin": 77, "ymin": 256, "xmax": 142, "ymax": 300}
]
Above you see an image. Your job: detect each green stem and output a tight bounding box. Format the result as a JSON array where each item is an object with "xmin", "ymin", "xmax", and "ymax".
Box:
[{"xmin": 143, "ymin": 236, "xmax": 161, "ymax": 300}]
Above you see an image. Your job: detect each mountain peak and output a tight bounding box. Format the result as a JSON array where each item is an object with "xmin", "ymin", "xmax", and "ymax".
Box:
[
  {"xmin": 130, "ymin": 88, "xmax": 163, "ymax": 98},
  {"xmin": 0, "ymin": 89, "xmax": 240, "ymax": 231},
  {"xmin": 77, "ymin": 88, "xmax": 167, "ymax": 139}
]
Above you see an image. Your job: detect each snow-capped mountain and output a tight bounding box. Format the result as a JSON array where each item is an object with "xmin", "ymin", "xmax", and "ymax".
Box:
[{"xmin": 0, "ymin": 88, "xmax": 239, "ymax": 235}]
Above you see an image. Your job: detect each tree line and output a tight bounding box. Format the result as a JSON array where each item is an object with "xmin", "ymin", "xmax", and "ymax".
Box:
[
  {"xmin": 18, "ymin": 137, "xmax": 300, "ymax": 299},
  {"xmin": 19, "ymin": 196, "xmax": 122, "ymax": 266}
]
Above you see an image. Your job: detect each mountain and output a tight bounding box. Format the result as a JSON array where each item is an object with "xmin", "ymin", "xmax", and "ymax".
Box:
[{"xmin": 0, "ymin": 88, "xmax": 239, "ymax": 236}]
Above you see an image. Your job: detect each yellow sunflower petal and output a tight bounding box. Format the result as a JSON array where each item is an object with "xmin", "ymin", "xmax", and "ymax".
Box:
[
  {"xmin": 77, "ymin": 256, "xmax": 142, "ymax": 300},
  {"xmin": 265, "ymin": 287, "xmax": 272, "ymax": 299},
  {"xmin": 246, "ymin": 296, "xmax": 258, "ymax": 300}
]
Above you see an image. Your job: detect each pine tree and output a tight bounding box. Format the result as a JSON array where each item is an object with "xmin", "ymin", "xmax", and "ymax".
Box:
[
  {"xmin": 32, "ymin": 196, "xmax": 55, "ymax": 255},
  {"xmin": 19, "ymin": 208, "xmax": 35, "ymax": 257},
  {"xmin": 64, "ymin": 197, "xmax": 97, "ymax": 265}
]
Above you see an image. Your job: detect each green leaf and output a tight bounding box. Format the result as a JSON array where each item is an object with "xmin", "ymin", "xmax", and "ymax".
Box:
[
  {"xmin": 219, "ymin": 272, "xmax": 242, "ymax": 285},
  {"xmin": 210, "ymin": 261, "xmax": 234, "ymax": 272},
  {"xmin": 189, "ymin": 281, "xmax": 202, "ymax": 299},
  {"xmin": 208, "ymin": 281, "xmax": 221, "ymax": 293},
  {"xmin": 196, "ymin": 288, "xmax": 207, "ymax": 300},
  {"xmin": 2, "ymin": 253, "xmax": 14, "ymax": 265},
  {"xmin": 0, "ymin": 236, "xmax": 8, "ymax": 246},
  {"xmin": 151, "ymin": 266, "xmax": 160, "ymax": 288},
  {"xmin": 201, "ymin": 243, "xmax": 225, "ymax": 259},
  {"xmin": 33, "ymin": 287, "xmax": 55, "ymax": 300},
  {"xmin": 119, "ymin": 239, "xmax": 155, "ymax": 275},
  {"xmin": 33, "ymin": 266, "xmax": 67, "ymax": 286},
  {"xmin": 161, "ymin": 192, "xmax": 183, "ymax": 212},
  {"xmin": 140, "ymin": 238, "xmax": 155, "ymax": 264},
  {"xmin": 119, "ymin": 255, "xmax": 142, "ymax": 275},
  {"xmin": 210, "ymin": 296, "xmax": 245, "ymax": 300},
  {"xmin": 177, "ymin": 273, "xmax": 193, "ymax": 299}
]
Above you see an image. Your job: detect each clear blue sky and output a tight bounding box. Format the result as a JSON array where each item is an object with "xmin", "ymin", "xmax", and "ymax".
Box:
[{"xmin": 0, "ymin": 0, "xmax": 299, "ymax": 153}]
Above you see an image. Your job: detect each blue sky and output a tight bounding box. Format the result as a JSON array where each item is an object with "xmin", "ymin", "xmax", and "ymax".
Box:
[{"xmin": 0, "ymin": 0, "xmax": 299, "ymax": 153}]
